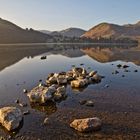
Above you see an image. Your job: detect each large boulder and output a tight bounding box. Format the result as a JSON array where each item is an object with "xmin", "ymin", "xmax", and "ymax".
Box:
[
  {"xmin": 71, "ymin": 78, "xmax": 88, "ymax": 88},
  {"xmin": 70, "ymin": 117, "xmax": 102, "ymax": 132},
  {"xmin": 0, "ymin": 107, "xmax": 23, "ymax": 131},
  {"xmin": 27, "ymin": 86, "xmax": 53, "ymax": 104}
]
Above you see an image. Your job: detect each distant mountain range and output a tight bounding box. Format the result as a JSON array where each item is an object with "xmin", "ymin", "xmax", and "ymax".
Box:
[
  {"xmin": 40, "ymin": 28, "xmax": 86, "ymax": 38},
  {"xmin": 0, "ymin": 17, "xmax": 140, "ymax": 44}
]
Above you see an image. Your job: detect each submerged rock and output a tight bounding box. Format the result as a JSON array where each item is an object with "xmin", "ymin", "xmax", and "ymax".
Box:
[
  {"xmin": 0, "ymin": 107, "xmax": 23, "ymax": 131},
  {"xmin": 70, "ymin": 117, "xmax": 102, "ymax": 132}
]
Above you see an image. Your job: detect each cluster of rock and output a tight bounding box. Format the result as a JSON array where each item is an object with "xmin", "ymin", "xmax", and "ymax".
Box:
[
  {"xmin": 27, "ymin": 85, "xmax": 66, "ymax": 104},
  {"xmin": 27, "ymin": 67, "xmax": 103, "ymax": 104},
  {"xmin": 0, "ymin": 67, "xmax": 103, "ymax": 132}
]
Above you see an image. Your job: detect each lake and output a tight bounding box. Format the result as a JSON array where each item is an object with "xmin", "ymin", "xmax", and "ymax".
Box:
[{"xmin": 0, "ymin": 44, "xmax": 140, "ymax": 140}]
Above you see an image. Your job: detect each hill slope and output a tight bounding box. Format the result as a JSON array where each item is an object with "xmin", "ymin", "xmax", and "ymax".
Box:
[
  {"xmin": 49, "ymin": 28, "xmax": 86, "ymax": 37},
  {"xmin": 0, "ymin": 18, "xmax": 53, "ymax": 44},
  {"xmin": 81, "ymin": 21, "xmax": 140, "ymax": 42}
]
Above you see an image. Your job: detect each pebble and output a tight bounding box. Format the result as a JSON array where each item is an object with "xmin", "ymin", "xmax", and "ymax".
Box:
[
  {"xmin": 23, "ymin": 110, "xmax": 30, "ymax": 115},
  {"xmin": 104, "ymin": 84, "xmax": 109, "ymax": 88},
  {"xmin": 134, "ymin": 70, "xmax": 138, "ymax": 72},
  {"xmin": 23, "ymin": 89, "xmax": 28, "ymax": 93},
  {"xmin": 79, "ymin": 100, "xmax": 87, "ymax": 105},
  {"xmin": 85, "ymin": 100, "xmax": 94, "ymax": 107},
  {"xmin": 43, "ymin": 117, "xmax": 49, "ymax": 124},
  {"xmin": 19, "ymin": 103, "xmax": 27, "ymax": 107},
  {"xmin": 15, "ymin": 99, "xmax": 19, "ymax": 104}
]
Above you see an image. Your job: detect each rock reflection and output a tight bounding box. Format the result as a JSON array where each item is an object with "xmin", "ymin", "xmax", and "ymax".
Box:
[{"xmin": 30, "ymin": 101, "xmax": 57, "ymax": 115}]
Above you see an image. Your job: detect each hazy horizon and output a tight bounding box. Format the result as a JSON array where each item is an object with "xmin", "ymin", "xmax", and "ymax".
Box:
[{"xmin": 0, "ymin": 0, "xmax": 140, "ymax": 31}]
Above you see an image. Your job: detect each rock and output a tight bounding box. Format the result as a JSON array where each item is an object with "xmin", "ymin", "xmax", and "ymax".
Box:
[
  {"xmin": 79, "ymin": 100, "xmax": 87, "ymax": 105},
  {"xmin": 123, "ymin": 65, "xmax": 129, "ymax": 69},
  {"xmin": 57, "ymin": 86, "xmax": 66, "ymax": 95},
  {"xmin": 112, "ymin": 70, "xmax": 119, "ymax": 74},
  {"xmin": 89, "ymin": 71, "xmax": 97, "ymax": 77},
  {"xmin": 0, "ymin": 107, "xmax": 23, "ymax": 131},
  {"xmin": 57, "ymin": 75, "xmax": 67, "ymax": 85},
  {"xmin": 38, "ymin": 82, "xmax": 45, "ymax": 87},
  {"xmin": 19, "ymin": 103, "xmax": 27, "ymax": 107},
  {"xmin": 92, "ymin": 74, "xmax": 102, "ymax": 82},
  {"xmin": 70, "ymin": 117, "xmax": 102, "ymax": 132},
  {"xmin": 71, "ymin": 79, "xmax": 88, "ymax": 88},
  {"xmin": 54, "ymin": 86, "xmax": 66, "ymax": 101},
  {"xmin": 72, "ymin": 67, "xmax": 83, "ymax": 74},
  {"xmin": 46, "ymin": 76, "xmax": 57, "ymax": 84},
  {"xmin": 117, "ymin": 64, "xmax": 122, "ymax": 68},
  {"xmin": 23, "ymin": 89, "xmax": 27, "ymax": 93},
  {"xmin": 47, "ymin": 73, "xmax": 54, "ymax": 80},
  {"xmin": 43, "ymin": 117, "xmax": 49, "ymax": 124},
  {"xmin": 15, "ymin": 99, "xmax": 19, "ymax": 104},
  {"xmin": 104, "ymin": 84, "xmax": 109, "ymax": 88},
  {"xmin": 23, "ymin": 110, "xmax": 30, "ymax": 115},
  {"xmin": 53, "ymin": 92, "xmax": 63, "ymax": 101},
  {"xmin": 48, "ymin": 85, "xmax": 57, "ymax": 94},
  {"xmin": 134, "ymin": 70, "xmax": 138, "ymax": 72},
  {"xmin": 124, "ymin": 69, "xmax": 130, "ymax": 72},
  {"xmin": 40, "ymin": 56, "xmax": 47, "ymax": 60},
  {"xmin": 0, "ymin": 136, "xmax": 6, "ymax": 140},
  {"xmin": 66, "ymin": 71, "xmax": 74, "ymax": 81},
  {"xmin": 85, "ymin": 100, "xmax": 94, "ymax": 107},
  {"xmin": 81, "ymin": 68, "xmax": 87, "ymax": 76},
  {"xmin": 27, "ymin": 86, "xmax": 53, "ymax": 104}
]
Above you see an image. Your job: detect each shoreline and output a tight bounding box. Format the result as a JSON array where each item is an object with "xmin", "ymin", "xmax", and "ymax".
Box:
[{"xmin": 0, "ymin": 42, "xmax": 138, "ymax": 47}]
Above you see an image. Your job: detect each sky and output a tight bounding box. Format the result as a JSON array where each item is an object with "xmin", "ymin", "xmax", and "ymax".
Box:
[{"xmin": 0, "ymin": 0, "xmax": 140, "ymax": 31}]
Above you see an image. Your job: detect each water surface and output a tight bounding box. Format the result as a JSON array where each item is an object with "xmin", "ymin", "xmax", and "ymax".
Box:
[{"xmin": 0, "ymin": 44, "xmax": 140, "ymax": 140}]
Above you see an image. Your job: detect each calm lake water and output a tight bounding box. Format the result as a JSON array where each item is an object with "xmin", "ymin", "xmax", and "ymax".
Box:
[{"xmin": 0, "ymin": 44, "xmax": 140, "ymax": 140}]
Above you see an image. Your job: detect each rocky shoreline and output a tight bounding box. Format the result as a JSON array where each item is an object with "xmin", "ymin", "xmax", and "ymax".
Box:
[
  {"xmin": 0, "ymin": 67, "xmax": 104, "ymax": 133},
  {"xmin": 0, "ymin": 64, "xmax": 139, "ymax": 140}
]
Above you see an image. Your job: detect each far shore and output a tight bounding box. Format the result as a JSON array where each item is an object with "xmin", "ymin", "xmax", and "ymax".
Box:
[{"xmin": 0, "ymin": 42, "xmax": 138, "ymax": 47}]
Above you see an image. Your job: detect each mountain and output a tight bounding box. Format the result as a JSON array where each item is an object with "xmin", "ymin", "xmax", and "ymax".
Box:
[
  {"xmin": 39, "ymin": 30, "xmax": 51, "ymax": 34},
  {"xmin": 81, "ymin": 21, "xmax": 140, "ymax": 42},
  {"xmin": 59, "ymin": 28, "xmax": 86, "ymax": 37},
  {"xmin": 49, "ymin": 28, "xmax": 86, "ymax": 38},
  {"xmin": 0, "ymin": 18, "xmax": 53, "ymax": 44}
]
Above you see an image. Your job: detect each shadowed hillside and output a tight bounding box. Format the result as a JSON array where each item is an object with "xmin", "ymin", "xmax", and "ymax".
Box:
[{"xmin": 0, "ymin": 18, "xmax": 53, "ymax": 44}]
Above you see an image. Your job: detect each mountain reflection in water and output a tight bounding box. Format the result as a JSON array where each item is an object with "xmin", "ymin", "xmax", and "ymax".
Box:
[{"xmin": 0, "ymin": 44, "xmax": 140, "ymax": 72}]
